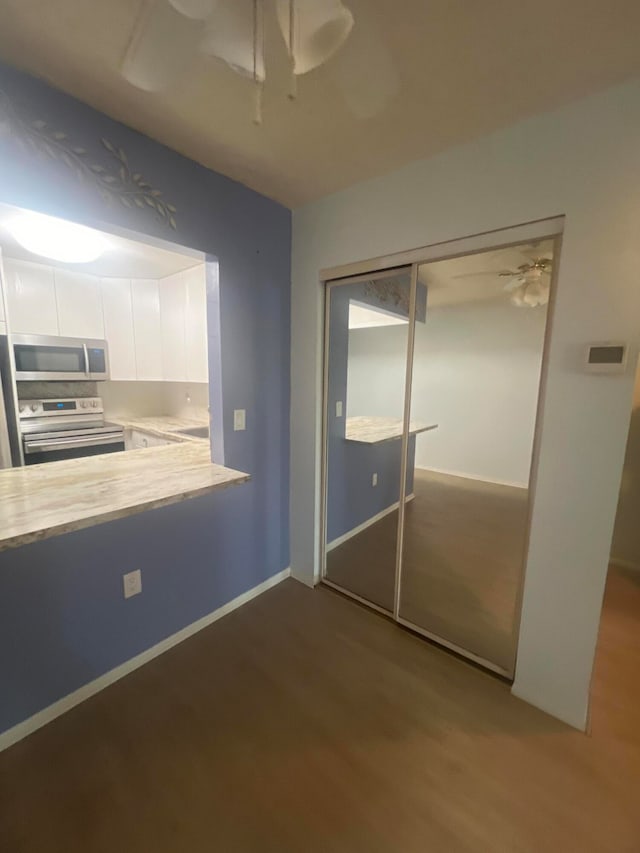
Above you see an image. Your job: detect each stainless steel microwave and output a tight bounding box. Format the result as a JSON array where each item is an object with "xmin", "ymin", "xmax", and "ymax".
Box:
[{"xmin": 12, "ymin": 334, "xmax": 110, "ymax": 381}]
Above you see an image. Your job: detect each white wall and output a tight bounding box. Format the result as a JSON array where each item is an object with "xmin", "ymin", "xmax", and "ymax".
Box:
[
  {"xmin": 290, "ymin": 77, "xmax": 640, "ymax": 730},
  {"xmin": 346, "ymin": 300, "xmax": 546, "ymax": 487}
]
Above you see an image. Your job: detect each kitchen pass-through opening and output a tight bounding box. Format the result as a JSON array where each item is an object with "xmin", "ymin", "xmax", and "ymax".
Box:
[{"xmin": 0, "ymin": 201, "xmax": 222, "ymax": 471}]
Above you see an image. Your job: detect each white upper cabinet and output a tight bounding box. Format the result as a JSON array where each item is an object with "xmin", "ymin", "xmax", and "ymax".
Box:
[
  {"xmin": 54, "ymin": 270, "xmax": 104, "ymax": 339},
  {"xmin": 3, "ymin": 258, "xmax": 59, "ymax": 336},
  {"xmin": 0, "ymin": 255, "xmax": 208, "ymax": 383},
  {"xmin": 184, "ymin": 265, "xmax": 208, "ymax": 383},
  {"xmin": 131, "ymin": 278, "xmax": 163, "ymax": 380},
  {"xmin": 159, "ymin": 272, "xmax": 187, "ymax": 381},
  {"xmin": 101, "ymin": 278, "xmax": 137, "ymax": 380}
]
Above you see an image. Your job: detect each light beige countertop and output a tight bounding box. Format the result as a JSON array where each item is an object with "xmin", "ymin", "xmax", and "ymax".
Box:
[
  {"xmin": 0, "ymin": 442, "xmax": 249, "ymax": 552},
  {"xmin": 345, "ymin": 416, "xmax": 438, "ymax": 444},
  {"xmin": 112, "ymin": 415, "xmax": 209, "ymax": 443}
]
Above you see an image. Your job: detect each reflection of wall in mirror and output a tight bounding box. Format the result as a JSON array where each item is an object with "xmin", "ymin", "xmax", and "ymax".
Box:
[
  {"xmin": 327, "ymin": 280, "xmax": 416, "ymax": 543},
  {"xmin": 347, "ymin": 299, "xmax": 547, "ymax": 488}
]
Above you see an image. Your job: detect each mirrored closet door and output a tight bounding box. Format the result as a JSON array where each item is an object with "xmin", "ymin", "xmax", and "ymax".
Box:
[
  {"xmin": 321, "ymin": 230, "xmax": 558, "ymax": 677},
  {"xmin": 322, "ymin": 268, "xmax": 412, "ymax": 612}
]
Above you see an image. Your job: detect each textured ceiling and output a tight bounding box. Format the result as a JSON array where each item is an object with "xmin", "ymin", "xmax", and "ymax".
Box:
[{"xmin": 0, "ymin": 0, "xmax": 639, "ymax": 207}]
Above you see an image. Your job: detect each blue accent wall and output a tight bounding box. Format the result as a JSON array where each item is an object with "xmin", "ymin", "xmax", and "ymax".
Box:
[
  {"xmin": 0, "ymin": 64, "xmax": 291, "ymax": 735},
  {"xmin": 326, "ymin": 280, "xmax": 415, "ymax": 543}
]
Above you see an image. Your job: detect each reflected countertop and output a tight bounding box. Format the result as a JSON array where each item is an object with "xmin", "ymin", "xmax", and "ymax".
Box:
[{"xmin": 345, "ymin": 416, "xmax": 438, "ymax": 444}]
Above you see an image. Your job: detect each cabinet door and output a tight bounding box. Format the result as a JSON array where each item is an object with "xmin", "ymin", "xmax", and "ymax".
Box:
[
  {"xmin": 159, "ymin": 273, "xmax": 187, "ymax": 381},
  {"xmin": 131, "ymin": 279, "xmax": 163, "ymax": 380},
  {"xmin": 3, "ymin": 258, "xmax": 59, "ymax": 335},
  {"xmin": 55, "ymin": 270, "xmax": 104, "ymax": 338},
  {"xmin": 101, "ymin": 278, "xmax": 137, "ymax": 380},
  {"xmin": 130, "ymin": 429, "xmax": 174, "ymax": 449},
  {"xmin": 184, "ymin": 265, "xmax": 208, "ymax": 382}
]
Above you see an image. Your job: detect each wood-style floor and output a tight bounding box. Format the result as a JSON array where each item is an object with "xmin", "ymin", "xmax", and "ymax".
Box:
[
  {"xmin": 326, "ymin": 469, "xmax": 529, "ymax": 671},
  {"xmin": 0, "ymin": 570, "xmax": 638, "ymax": 852}
]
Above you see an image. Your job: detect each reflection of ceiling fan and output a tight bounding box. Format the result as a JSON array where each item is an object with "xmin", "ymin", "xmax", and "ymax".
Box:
[
  {"xmin": 121, "ymin": 0, "xmax": 398, "ymax": 123},
  {"xmin": 453, "ymin": 256, "xmax": 553, "ymax": 308}
]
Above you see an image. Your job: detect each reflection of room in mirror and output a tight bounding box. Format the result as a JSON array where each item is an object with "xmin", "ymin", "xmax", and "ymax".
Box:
[{"xmin": 325, "ymin": 238, "xmax": 554, "ymax": 674}]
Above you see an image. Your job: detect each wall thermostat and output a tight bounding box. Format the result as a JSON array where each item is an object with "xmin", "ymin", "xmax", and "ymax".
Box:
[{"xmin": 584, "ymin": 342, "xmax": 628, "ymax": 373}]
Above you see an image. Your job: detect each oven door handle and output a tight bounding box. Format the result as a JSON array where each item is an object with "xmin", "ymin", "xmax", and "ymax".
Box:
[
  {"xmin": 24, "ymin": 434, "xmax": 124, "ymax": 454},
  {"xmin": 82, "ymin": 343, "xmax": 90, "ymax": 376}
]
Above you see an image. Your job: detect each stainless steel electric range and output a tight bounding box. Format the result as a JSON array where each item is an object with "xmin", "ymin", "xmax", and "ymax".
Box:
[{"xmin": 18, "ymin": 396, "xmax": 124, "ymax": 465}]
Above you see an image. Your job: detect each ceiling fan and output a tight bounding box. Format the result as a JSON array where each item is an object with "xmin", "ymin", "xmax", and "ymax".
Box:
[
  {"xmin": 453, "ymin": 255, "xmax": 553, "ymax": 308},
  {"xmin": 121, "ymin": 0, "xmax": 398, "ymax": 123}
]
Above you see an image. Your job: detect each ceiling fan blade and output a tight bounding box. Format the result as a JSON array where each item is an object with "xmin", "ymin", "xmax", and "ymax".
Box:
[
  {"xmin": 503, "ymin": 277, "xmax": 525, "ymax": 292},
  {"xmin": 327, "ymin": 9, "xmax": 400, "ymax": 119},
  {"xmin": 121, "ymin": 0, "xmax": 201, "ymax": 92},
  {"xmin": 200, "ymin": 0, "xmax": 265, "ymax": 80}
]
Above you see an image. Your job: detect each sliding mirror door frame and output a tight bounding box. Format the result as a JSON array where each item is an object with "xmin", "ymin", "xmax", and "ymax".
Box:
[{"xmin": 319, "ymin": 217, "xmax": 564, "ymax": 677}]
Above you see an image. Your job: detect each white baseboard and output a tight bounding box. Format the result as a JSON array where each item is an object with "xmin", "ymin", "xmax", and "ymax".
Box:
[
  {"xmin": 416, "ymin": 466, "xmax": 528, "ymax": 490},
  {"xmin": 0, "ymin": 567, "xmax": 291, "ymax": 754},
  {"xmin": 609, "ymin": 557, "xmax": 640, "ymax": 573},
  {"xmin": 327, "ymin": 494, "xmax": 414, "ymax": 552}
]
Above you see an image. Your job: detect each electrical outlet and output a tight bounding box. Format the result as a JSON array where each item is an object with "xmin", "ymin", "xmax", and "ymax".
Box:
[
  {"xmin": 233, "ymin": 409, "xmax": 246, "ymax": 431},
  {"xmin": 372, "ymin": 473, "xmax": 378, "ymax": 487},
  {"xmin": 336, "ymin": 401, "xmax": 343, "ymax": 417},
  {"xmin": 123, "ymin": 569, "xmax": 142, "ymax": 599}
]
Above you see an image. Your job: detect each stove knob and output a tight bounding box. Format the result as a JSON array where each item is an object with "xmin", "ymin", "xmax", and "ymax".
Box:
[
  {"xmin": 91, "ymin": 400, "xmax": 98, "ymax": 408},
  {"xmin": 81, "ymin": 400, "xmax": 88, "ymax": 408},
  {"xmin": 30, "ymin": 404, "xmax": 38, "ymax": 412},
  {"xmin": 19, "ymin": 405, "xmax": 25, "ymax": 414}
]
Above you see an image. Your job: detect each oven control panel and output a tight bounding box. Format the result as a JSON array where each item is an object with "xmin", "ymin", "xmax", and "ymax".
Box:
[{"xmin": 18, "ymin": 397, "xmax": 104, "ymax": 418}]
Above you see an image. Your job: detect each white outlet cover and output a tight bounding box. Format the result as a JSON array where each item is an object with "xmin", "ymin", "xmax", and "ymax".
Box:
[
  {"xmin": 233, "ymin": 409, "xmax": 246, "ymax": 431},
  {"xmin": 336, "ymin": 401, "xmax": 343, "ymax": 417},
  {"xmin": 123, "ymin": 569, "xmax": 142, "ymax": 599},
  {"xmin": 372, "ymin": 473, "xmax": 378, "ymax": 486}
]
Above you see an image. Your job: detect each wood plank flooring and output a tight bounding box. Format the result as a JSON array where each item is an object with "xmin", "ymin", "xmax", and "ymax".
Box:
[
  {"xmin": 326, "ymin": 469, "xmax": 529, "ymax": 671},
  {"xmin": 0, "ymin": 572, "xmax": 638, "ymax": 852}
]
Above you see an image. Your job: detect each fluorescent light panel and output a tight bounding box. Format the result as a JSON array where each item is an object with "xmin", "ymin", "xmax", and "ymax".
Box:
[{"xmin": 5, "ymin": 211, "xmax": 108, "ymax": 264}]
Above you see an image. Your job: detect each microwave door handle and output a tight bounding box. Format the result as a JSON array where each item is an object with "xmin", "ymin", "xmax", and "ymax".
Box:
[{"xmin": 82, "ymin": 343, "xmax": 90, "ymax": 376}]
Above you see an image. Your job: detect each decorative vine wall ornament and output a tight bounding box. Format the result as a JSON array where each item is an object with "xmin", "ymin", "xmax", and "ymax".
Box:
[{"xmin": 0, "ymin": 89, "xmax": 178, "ymax": 230}]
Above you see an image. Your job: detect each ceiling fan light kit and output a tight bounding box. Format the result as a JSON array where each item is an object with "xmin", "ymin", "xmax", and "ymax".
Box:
[
  {"xmin": 275, "ymin": 0, "xmax": 354, "ymax": 75},
  {"xmin": 200, "ymin": 0, "xmax": 265, "ymax": 82},
  {"xmin": 121, "ymin": 0, "xmax": 356, "ymax": 123}
]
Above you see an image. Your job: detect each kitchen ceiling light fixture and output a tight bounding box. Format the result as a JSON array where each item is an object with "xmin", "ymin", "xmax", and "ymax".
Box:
[{"xmin": 6, "ymin": 211, "xmax": 109, "ymax": 264}]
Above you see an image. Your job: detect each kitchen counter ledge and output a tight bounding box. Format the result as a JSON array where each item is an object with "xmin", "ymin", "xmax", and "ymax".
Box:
[{"xmin": 0, "ymin": 442, "xmax": 249, "ymax": 552}]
